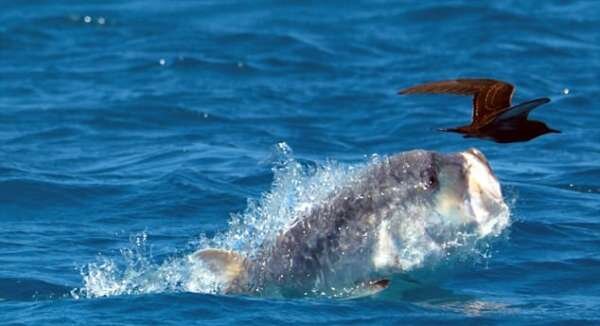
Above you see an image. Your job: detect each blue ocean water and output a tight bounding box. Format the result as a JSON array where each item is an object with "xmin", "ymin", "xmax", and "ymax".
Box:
[{"xmin": 1, "ymin": 0, "xmax": 599, "ymax": 324}]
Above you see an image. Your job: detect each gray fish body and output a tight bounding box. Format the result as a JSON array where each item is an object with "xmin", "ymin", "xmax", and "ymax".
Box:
[
  {"xmin": 193, "ymin": 149, "xmax": 508, "ymax": 296},
  {"xmin": 252, "ymin": 150, "xmax": 444, "ymax": 292}
]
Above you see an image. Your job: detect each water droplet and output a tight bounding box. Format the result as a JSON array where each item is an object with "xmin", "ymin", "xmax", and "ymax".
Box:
[
  {"xmin": 159, "ymin": 58, "xmax": 166, "ymax": 66},
  {"xmin": 97, "ymin": 17, "xmax": 106, "ymax": 25},
  {"xmin": 84, "ymin": 16, "xmax": 92, "ymax": 23},
  {"xmin": 562, "ymin": 88, "xmax": 570, "ymax": 95}
]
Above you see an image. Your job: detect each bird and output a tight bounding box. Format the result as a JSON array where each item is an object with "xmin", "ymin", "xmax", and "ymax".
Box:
[{"xmin": 398, "ymin": 78, "xmax": 560, "ymax": 143}]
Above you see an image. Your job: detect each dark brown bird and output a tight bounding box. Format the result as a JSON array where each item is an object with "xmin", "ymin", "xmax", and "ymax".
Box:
[{"xmin": 399, "ymin": 78, "xmax": 560, "ymax": 143}]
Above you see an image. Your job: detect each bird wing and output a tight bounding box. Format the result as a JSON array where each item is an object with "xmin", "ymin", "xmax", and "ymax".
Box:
[
  {"xmin": 399, "ymin": 79, "xmax": 515, "ymax": 125},
  {"xmin": 494, "ymin": 97, "xmax": 551, "ymax": 122}
]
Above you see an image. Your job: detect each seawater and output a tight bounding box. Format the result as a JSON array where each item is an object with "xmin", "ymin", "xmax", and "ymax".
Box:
[{"xmin": 1, "ymin": 1, "xmax": 599, "ymax": 324}]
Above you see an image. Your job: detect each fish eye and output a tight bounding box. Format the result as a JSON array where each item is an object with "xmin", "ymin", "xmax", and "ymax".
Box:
[
  {"xmin": 428, "ymin": 173, "xmax": 438, "ymax": 187},
  {"xmin": 421, "ymin": 167, "xmax": 438, "ymax": 188}
]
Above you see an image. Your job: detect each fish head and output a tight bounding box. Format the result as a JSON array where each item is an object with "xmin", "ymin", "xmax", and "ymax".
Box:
[
  {"xmin": 432, "ymin": 148, "xmax": 509, "ymax": 237},
  {"xmin": 373, "ymin": 149, "xmax": 509, "ymax": 271}
]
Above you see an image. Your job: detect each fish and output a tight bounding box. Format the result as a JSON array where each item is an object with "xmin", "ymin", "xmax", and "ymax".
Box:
[{"xmin": 191, "ymin": 148, "xmax": 509, "ymax": 297}]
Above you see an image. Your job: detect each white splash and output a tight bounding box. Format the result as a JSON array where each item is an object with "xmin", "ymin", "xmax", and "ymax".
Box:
[{"xmin": 76, "ymin": 143, "xmax": 360, "ymax": 298}]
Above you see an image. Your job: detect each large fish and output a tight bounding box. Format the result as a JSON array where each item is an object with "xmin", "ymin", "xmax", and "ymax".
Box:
[{"xmin": 191, "ymin": 148, "xmax": 509, "ymax": 297}]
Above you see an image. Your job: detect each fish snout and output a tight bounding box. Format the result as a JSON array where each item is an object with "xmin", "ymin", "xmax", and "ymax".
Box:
[
  {"xmin": 465, "ymin": 148, "xmax": 487, "ymax": 166},
  {"xmin": 461, "ymin": 148, "xmax": 502, "ymax": 202},
  {"xmin": 460, "ymin": 148, "xmax": 508, "ymax": 235}
]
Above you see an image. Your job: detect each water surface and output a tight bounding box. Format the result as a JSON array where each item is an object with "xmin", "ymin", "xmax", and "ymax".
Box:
[{"xmin": 1, "ymin": 1, "xmax": 599, "ymax": 324}]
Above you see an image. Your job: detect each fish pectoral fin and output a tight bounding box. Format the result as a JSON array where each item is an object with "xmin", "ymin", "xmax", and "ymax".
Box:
[
  {"xmin": 346, "ymin": 279, "xmax": 390, "ymax": 299},
  {"xmin": 370, "ymin": 279, "xmax": 390, "ymax": 290},
  {"xmin": 191, "ymin": 249, "xmax": 246, "ymax": 284}
]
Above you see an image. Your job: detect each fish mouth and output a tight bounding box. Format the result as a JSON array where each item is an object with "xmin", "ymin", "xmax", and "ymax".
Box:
[{"xmin": 460, "ymin": 148, "xmax": 508, "ymax": 236}]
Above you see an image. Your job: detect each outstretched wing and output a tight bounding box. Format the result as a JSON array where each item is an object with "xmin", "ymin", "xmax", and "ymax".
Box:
[
  {"xmin": 399, "ymin": 79, "xmax": 515, "ymax": 124},
  {"xmin": 495, "ymin": 97, "xmax": 551, "ymax": 122}
]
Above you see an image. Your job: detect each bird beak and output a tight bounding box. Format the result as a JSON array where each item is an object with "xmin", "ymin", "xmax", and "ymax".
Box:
[{"xmin": 549, "ymin": 128, "xmax": 561, "ymax": 133}]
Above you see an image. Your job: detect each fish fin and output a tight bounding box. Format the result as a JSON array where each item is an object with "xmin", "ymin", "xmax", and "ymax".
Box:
[
  {"xmin": 346, "ymin": 279, "xmax": 390, "ymax": 299},
  {"xmin": 371, "ymin": 279, "xmax": 390, "ymax": 289},
  {"xmin": 191, "ymin": 249, "xmax": 247, "ymax": 285}
]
